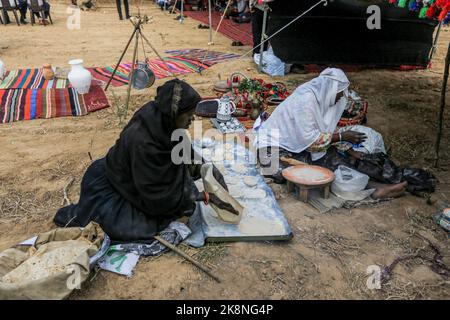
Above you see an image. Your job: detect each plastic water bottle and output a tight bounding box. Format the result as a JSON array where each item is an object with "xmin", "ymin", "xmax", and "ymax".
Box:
[{"xmin": 434, "ymin": 203, "xmax": 450, "ymax": 232}]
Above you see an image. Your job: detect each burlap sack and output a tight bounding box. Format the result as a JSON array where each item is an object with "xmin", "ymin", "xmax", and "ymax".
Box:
[{"xmin": 0, "ymin": 222, "xmax": 105, "ymax": 300}]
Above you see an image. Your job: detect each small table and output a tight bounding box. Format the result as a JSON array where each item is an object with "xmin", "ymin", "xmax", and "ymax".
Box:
[{"xmin": 282, "ymin": 165, "xmax": 335, "ymax": 203}]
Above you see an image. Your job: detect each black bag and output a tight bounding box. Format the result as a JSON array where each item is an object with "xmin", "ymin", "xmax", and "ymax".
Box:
[
  {"xmin": 357, "ymin": 153, "xmax": 437, "ymax": 194},
  {"xmin": 195, "ymin": 99, "xmax": 219, "ymax": 118}
]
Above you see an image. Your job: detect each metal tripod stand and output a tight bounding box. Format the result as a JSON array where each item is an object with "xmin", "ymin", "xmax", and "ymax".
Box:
[{"xmin": 105, "ymin": 16, "xmax": 176, "ymax": 119}]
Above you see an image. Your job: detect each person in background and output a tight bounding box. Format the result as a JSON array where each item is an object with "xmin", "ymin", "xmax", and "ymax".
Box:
[
  {"xmin": 27, "ymin": 0, "xmax": 50, "ymax": 25},
  {"xmin": 255, "ymin": 68, "xmax": 410, "ymax": 200},
  {"xmin": 224, "ymin": 0, "xmax": 250, "ymax": 22},
  {"xmin": 250, "ymin": 0, "xmax": 269, "ymax": 56},
  {"xmin": 156, "ymin": 0, "xmax": 173, "ymax": 10},
  {"xmin": 1, "ymin": 0, "xmax": 29, "ymax": 24},
  {"xmin": 115, "ymin": 0, "xmax": 129, "ymax": 20}
]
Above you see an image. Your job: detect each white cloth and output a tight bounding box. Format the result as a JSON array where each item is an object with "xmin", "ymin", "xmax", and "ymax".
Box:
[{"xmin": 255, "ymin": 68, "xmax": 350, "ymax": 161}]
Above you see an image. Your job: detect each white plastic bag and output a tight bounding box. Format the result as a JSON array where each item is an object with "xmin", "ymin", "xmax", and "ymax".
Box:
[
  {"xmin": 254, "ymin": 47, "xmax": 286, "ymax": 77},
  {"xmin": 333, "ymin": 165, "xmax": 369, "ymax": 192},
  {"xmin": 331, "ymin": 166, "xmax": 374, "ymax": 201},
  {"xmin": 338, "ymin": 125, "xmax": 386, "ymax": 154}
]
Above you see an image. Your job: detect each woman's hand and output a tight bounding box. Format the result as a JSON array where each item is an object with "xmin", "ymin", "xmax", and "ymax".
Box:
[{"xmin": 341, "ymin": 131, "xmax": 367, "ymax": 144}]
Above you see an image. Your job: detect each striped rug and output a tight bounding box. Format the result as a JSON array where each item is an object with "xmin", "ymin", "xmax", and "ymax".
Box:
[
  {"xmin": 0, "ymin": 85, "xmax": 110, "ymax": 124},
  {"xmin": 0, "ymin": 69, "xmax": 68, "ymax": 89},
  {"xmin": 165, "ymin": 49, "xmax": 240, "ymax": 65},
  {"xmin": 183, "ymin": 11, "xmax": 253, "ymax": 45},
  {"xmin": 0, "ymin": 56, "xmax": 211, "ymax": 90},
  {"xmin": 88, "ymin": 56, "xmax": 211, "ymax": 87}
]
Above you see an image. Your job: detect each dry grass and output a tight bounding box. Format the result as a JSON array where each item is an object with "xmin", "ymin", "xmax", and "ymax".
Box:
[
  {"xmin": 380, "ymin": 278, "xmax": 450, "ymax": 300},
  {"xmin": 180, "ymin": 242, "xmax": 230, "ymax": 269},
  {"xmin": 0, "ymin": 186, "xmax": 59, "ymax": 223},
  {"xmin": 302, "ymin": 227, "xmax": 364, "ymax": 264}
]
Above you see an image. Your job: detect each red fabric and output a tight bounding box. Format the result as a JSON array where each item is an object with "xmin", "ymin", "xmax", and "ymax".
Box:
[
  {"xmin": 84, "ymin": 85, "xmax": 111, "ymax": 113},
  {"xmin": 183, "ymin": 11, "xmax": 253, "ymax": 45}
]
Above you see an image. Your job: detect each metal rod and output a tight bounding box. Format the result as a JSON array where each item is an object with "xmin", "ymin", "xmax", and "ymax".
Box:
[
  {"xmin": 154, "ymin": 236, "xmax": 222, "ymax": 283},
  {"xmin": 123, "ymin": 28, "xmax": 140, "ymax": 119},
  {"xmin": 429, "ymin": 21, "xmax": 443, "ymax": 62},
  {"xmin": 208, "ymin": 0, "xmax": 213, "ymax": 44},
  {"xmin": 435, "ymin": 42, "xmax": 450, "ymax": 167},
  {"xmin": 140, "ymin": 32, "xmax": 177, "ymax": 78},
  {"xmin": 105, "ymin": 27, "xmax": 137, "ymax": 91},
  {"xmin": 258, "ymin": 4, "xmax": 268, "ymax": 73},
  {"xmin": 180, "ymin": 0, "xmax": 184, "ymax": 23}
]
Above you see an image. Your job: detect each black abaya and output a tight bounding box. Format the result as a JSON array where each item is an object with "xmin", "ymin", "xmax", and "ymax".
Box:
[{"xmin": 54, "ymin": 80, "xmax": 202, "ymax": 243}]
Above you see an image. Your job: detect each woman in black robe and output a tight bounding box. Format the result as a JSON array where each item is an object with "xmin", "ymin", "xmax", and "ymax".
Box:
[{"xmin": 54, "ymin": 80, "xmax": 227, "ymax": 243}]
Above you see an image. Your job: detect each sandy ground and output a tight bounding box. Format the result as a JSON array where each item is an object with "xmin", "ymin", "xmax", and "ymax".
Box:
[{"xmin": 0, "ymin": 2, "xmax": 449, "ymax": 300}]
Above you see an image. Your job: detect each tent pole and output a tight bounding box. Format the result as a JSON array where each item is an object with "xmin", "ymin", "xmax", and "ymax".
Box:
[
  {"xmin": 208, "ymin": 0, "xmax": 213, "ymax": 44},
  {"xmin": 435, "ymin": 42, "xmax": 450, "ymax": 167},
  {"xmin": 429, "ymin": 21, "xmax": 443, "ymax": 62},
  {"xmin": 180, "ymin": 0, "xmax": 184, "ymax": 23},
  {"xmin": 258, "ymin": 2, "xmax": 269, "ymax": 73}
]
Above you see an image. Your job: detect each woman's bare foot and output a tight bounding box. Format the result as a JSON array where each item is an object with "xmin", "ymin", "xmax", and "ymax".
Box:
[{"xmin": 372, "ymin": 181, "xmax": 408, "ymax": 200}]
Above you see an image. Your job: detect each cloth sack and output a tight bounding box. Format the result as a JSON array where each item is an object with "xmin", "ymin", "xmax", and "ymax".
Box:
[{"xmin": 0, "ymin": 222, "xmax": 106, "ymax": 300}]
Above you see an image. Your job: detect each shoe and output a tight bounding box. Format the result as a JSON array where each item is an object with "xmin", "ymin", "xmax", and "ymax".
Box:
[
  {"xmin": 54, "ymin": 206, "xmax": 80, "ymax": 227},
  {"xmin": 20, "ymin": 18, "xmax": 28, "ymax": 24}
]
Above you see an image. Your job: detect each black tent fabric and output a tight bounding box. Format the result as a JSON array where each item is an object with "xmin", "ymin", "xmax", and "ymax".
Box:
[{"xmin": 267, "ymin": 0, "xmax": 439, "ymax": 66}]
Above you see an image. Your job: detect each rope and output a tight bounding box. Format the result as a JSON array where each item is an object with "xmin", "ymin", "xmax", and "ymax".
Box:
[
  {"xmin": 196, "ymin": 0, "xmax": 327, "ymax": 72},
  {"xmin": 239, "ymin": 0, "xmax": 328, "ymax": 59}
]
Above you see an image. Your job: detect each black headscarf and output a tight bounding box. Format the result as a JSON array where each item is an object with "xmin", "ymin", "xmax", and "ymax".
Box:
[{"xmin": 105, "ymin": 79, "xmax": 201, "ymax": 218}]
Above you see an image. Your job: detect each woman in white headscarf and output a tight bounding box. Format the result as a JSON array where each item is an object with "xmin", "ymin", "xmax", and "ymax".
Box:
[{"xmin": 255, "ymin": 68, "xmax": 409, "ymax": 199}]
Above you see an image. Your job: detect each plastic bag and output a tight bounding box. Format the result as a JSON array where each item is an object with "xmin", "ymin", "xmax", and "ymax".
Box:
[
  {"xmin": 254, "ymin": 47, "xmax": 286, "ymax": 77},
  {"xmin": 338, "ymin": 125, "xmax": 386, "ymax": 154},
  {"xmin": 333, "ymin": 165, "xmax": 369, "ymax": 192},
  {"xmin": 357, "ymin": 153, "xmax": 437, "ymax": 194}
]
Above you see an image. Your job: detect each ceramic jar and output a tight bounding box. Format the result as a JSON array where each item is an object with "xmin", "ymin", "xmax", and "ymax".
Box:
[
  {"xmin": 68, "ymin": 59, "xmax": 92, "ymax": 94},
  {"xmin": 42, "ymin": 64, "xmax": 54, "ymax": 80}
]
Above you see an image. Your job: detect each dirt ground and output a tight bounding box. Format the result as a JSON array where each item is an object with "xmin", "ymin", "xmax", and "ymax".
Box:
[{"xmin": 0, "ymin": 2, "xmax": 449, "ymax": 300}]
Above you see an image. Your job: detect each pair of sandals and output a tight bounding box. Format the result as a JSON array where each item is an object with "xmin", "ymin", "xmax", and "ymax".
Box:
[
  {"xmin": 198, "ymin": 24, "xmax": 209, "ymax": 29},
  {"xmin": 231, "ymin": 41, "xmax": 244, "ymax": 47}
]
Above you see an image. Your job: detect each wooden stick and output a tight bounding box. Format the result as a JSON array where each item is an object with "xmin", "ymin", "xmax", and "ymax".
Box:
[
  {"xmin": 280, "ymin": 156, "xmax": 307, "ymax": 166},
  {"xmin": 154, "ymin": 236, "xmax": 222, "ymax": 283},
  {"xmin": 62, "ymin": 177, "xmax": 75, "ymax": 206},
  {"xmin": 435, "ymin": 42, "xmax": 450, "ymax": 167}
]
